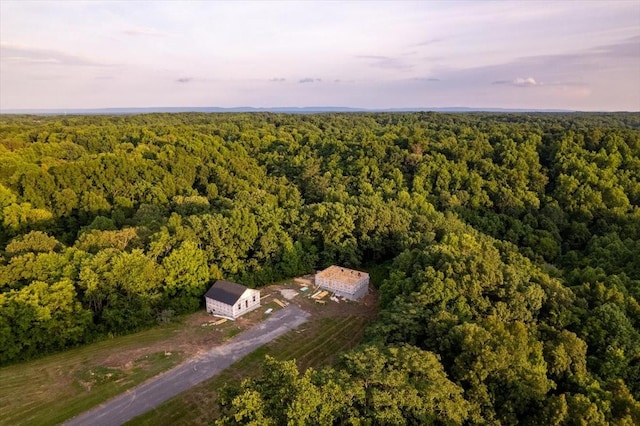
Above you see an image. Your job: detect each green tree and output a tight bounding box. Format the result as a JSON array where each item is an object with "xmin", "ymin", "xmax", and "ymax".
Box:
[{"xmin": 162, "ymin": 240, "xmax": 210, "ymax": 313}]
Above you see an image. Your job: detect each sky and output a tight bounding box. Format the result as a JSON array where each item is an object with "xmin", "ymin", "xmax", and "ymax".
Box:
[{"xmin": 1, "ymin": 0, "xmax": 639, "ymax": 111}]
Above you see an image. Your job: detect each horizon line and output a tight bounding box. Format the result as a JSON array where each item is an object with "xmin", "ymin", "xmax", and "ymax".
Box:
[{"xmin": 1, "ymin": 105, "xmax": 638, "ymax": 115}]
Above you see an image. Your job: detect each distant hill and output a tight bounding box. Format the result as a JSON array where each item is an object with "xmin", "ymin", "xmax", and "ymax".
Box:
[{"xmin": 0, "ymin": 106, "xmax": 576, "ymax": 115}]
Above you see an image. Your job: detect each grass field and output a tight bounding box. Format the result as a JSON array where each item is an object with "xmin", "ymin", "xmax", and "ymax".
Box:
[
  {"xmin": 1, "ymin": 281, "xmax": 378, "ymax": 426},
  {"xmin": 0, "ymin": 292, "xmax": 293, "ymax": 425},
  {"xmin": 129, "ymin": 314, "xmax": 372, "ymax": 425},
  {"xmin": 0, "ymin": 324, "xmax": 187, "ymax": 426}
]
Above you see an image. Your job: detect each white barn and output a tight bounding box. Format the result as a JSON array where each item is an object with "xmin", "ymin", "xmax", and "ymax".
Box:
[
  {"xmin": 205, "ymin": 280, "xmax": 261, "ymax": 320},
  {"xmin": 315, "ymin": 266, "xmax": 369, "ymax": 301}
]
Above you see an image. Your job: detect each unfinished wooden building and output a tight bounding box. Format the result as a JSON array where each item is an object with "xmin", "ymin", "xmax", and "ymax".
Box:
[
  {"xmin": 205, "ymin": 280, "xmax": 261, "ymax": 320},
  {"xmin": 315, "ymin": 266, "xmax": 369, "ymax": 301}
]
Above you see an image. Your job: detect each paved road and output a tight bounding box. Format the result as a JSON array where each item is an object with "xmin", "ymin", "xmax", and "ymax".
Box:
[{"xmin": 63, "ymin": 305, "xmax": 310, "ymax": 426}]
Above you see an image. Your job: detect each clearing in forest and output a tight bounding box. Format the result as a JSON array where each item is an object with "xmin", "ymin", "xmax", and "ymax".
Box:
[
  {"xmin": 128, "ymin": 280, "xmax": 378, "ymax": 425},
  {"xmin": 0, "ymin": 280, "xmax": 377, "ymax": 426}
]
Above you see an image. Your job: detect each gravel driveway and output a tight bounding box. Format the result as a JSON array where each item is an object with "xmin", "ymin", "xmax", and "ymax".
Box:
[{"xmin": 63, "ymin": 305, "xmax": 310, "ymax": 426}]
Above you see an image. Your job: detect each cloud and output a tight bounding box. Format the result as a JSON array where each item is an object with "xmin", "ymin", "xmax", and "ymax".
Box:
[
  {"xmin": 434, "ymin": 35, "xmax": 640, "ymax": 96},
  {"xmin": 357, "ymin": 55, "xmax": 413, "ymax": 70},
  {"xmin": 512, "ymin": 35, "xmax": 640, "ymax": 76},
  {"xmin": 122, "ymin": 27, "xmax": 167, "ymax": 37},
  {"xmin": 590, "ymin": 35, "xmax": 640, "ymax": 58},
  {"xmin": 0, "ymin": 43, "xmax": 108, "ymax": 67},
  {"xmin": 413, "ymin": 77, "xmax": 440, "ymax": 82},
  {"xmin": 299, "ymin": 78, "xmax": 321, "ymax": 83},
  {"xmin": 30, "ymin": 74, "xmax": 66, "ymax": 81},
  {"xmin": 176, "ymin": 77, "xmax": 193, "ymax": 83},
  {"xmin": 514, "ymin": 77, "xmax": 539, "ymax": 86},
  {"xmin": 269, "ymin": 78, "xmax": 286, "ymax": 82},
  {"xmin": 414, "ymin": 37, "xmax": 445, "ymax": 47},
  {"xmin": 493, "ymin": 77, "xmax": 541, "ymax": 87}
]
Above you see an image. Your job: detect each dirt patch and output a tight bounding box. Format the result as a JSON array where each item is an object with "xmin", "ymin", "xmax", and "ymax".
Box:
[
  {"xmin": 99, "ymin": 280, "xmax": 377, "ymax": 370},
  {"xmin": 280, "ymin": 289, "xmax": 298, "ymax": 300},
  {"xmin": 268, "ymin": 280, "xmax": 378, "ymax": 322}
]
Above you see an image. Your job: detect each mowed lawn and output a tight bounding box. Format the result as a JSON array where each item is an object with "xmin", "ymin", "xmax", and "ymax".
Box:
[
  {"xmin": 0, "ymin": 323, "xmax": 187, "ymax": 426},
  {"xmin": 129, "ymin": 314, "xmax": 372, "ymax": 426}
]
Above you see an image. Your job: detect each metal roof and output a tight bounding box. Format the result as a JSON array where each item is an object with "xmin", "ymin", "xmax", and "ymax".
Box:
[{"xmin": 204, "ymin": 280, "xmax": 248, "ymax": 305}]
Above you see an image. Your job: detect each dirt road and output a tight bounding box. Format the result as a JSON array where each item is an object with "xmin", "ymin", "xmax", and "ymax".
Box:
[{"xmin": 63, "ymin": 305, "xmax": 310, "ymax": 426}]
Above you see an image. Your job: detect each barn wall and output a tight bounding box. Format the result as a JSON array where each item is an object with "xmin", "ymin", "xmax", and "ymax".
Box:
[
  {"xmin": 232, "ymin": 289, "xmax": 261, "ymax": 319},
  {"xmin": 207, "ymin": 289, "xmax": 261, "ymax": 319},
  {"xmin": 206, "ymin": 298, "xmax": 234, "ymax": 318}
]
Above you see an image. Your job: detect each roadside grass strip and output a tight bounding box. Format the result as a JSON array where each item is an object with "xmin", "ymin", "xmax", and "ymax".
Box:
[{"xmin": 0, "ymin": 325, "xmax": 185, "ymax": 426}]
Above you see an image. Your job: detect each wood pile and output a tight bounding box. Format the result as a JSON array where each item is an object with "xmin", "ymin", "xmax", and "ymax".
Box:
[
  {"xmin": 273, "ymin": 298, "xmax": 288, "ymax": 308},
  {"xmin": 312, "ymin": 290, "xmax": 329, "ymax": 300}
]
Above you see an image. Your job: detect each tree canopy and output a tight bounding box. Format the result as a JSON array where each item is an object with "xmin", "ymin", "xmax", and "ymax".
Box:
[{"xmin": 1, "ymin": 112, "xmax": 639, "ymax": 423}]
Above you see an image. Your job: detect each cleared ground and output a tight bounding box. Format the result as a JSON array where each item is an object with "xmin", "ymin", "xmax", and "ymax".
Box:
[
  {"xmin": 0, "ymin": 324, "xmax": 187, "ymax": 426},
  {"xmin": 0, "ymin": 279, "xmax": 377, "ymax": 426},
  {"xmin": 129, "ymin": 281, "xmax": 377, "ymax": 425},
  {"xmin": 63, "ymin": 306, "xmax": 310, "ymax": 426},
  {"xmin": 0, "ymin": 285, "xmax": 296, "ymax": 425}
]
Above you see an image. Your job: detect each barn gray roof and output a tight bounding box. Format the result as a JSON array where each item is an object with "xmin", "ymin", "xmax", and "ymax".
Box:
[{"xmin": 205, "ymin": 280, "xmax": 248, "ymax": 305}]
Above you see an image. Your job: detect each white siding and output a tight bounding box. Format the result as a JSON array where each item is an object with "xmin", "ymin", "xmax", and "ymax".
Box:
[
  {"xmin": 206, "ymin": 298, "xmax": 233, "ymax": 318},
  {"xmin": 206, "ymin": 288, "xmax": 261, "ymax": 319}
]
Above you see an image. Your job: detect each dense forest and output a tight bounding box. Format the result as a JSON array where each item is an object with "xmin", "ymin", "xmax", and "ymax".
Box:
[{"xmin": 1, "ymin": 112, "xmax": 639, "ymax": 424}]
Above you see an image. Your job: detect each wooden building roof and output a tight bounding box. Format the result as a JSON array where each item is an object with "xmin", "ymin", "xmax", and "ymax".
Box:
[{"xmin": 316, "ymin": 266, "xmax": 368, "ymax": 287}]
